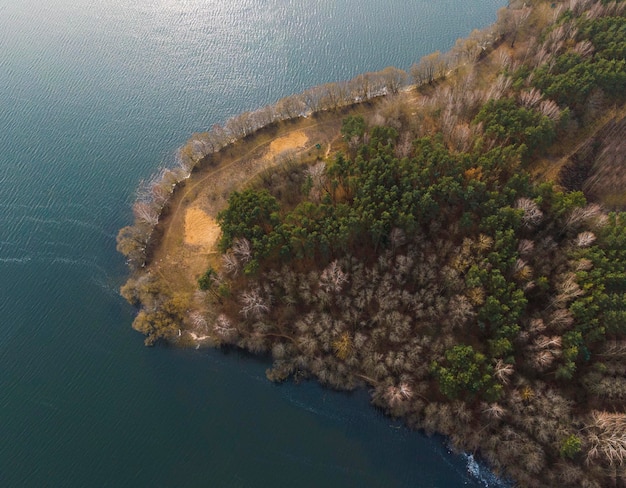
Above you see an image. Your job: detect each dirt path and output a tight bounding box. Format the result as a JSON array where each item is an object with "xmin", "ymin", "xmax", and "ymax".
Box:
[{"xmin": 147, "ymin": 110, "xmax": 364, "ymax": 297}]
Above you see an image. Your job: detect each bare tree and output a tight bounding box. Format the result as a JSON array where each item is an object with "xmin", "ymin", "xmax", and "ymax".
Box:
[
  {"xmin": 221, "ymin": 252, "xmax": 240, "ymax": 276},
  {"xmin": 189, "ymin": 311, "xmax": 208, "ymax": 330},
  {"xmin": 552, "ymin": 272, "xmax": 584, "ymax": 307},
  {"xmin": 500, "ymin": 5, "xmax": 532, "ymax": 48},
  {"xmin": 303, "ymin": 86, "xmax": 326, "ymax": 112},
  {"xmin": 275, "ymin": 94, "xmax": 306, "ymax": 119},
  {"xmin": 411, "ymin": 51, "xmax": 446, "ymax": 85},
  {"xmin": 351, "ymin": 72, "xmax": 372, "ymax": 100},
  {"xmin": 565, "ymin": 204, "xmax": 604, "ymax": 231},
  {"xmin": 133, "ymin": 201, "xmax": 159, "ymax": 226},
  {"xmin": 482, "ymin": 402, "xmax": 507, "ymax": 421},
  {"xmin": 380, "ymin": 66, "xmax": 407, "ymax": 94},
  {"xmin": 384, "ymin": 383, "xmax": 413, "ymax": 408},
  {"xmin": 232, "ymin": 237, "xmax": 252, "ymax": 263},
  {"xmin": 519, "ymin": 88, "xmax": 543, "ymax": 108},
  {"xmin": 516, "ymin": 198, "xmax": 543, "ymax": 227},
  {"xmin": 575, "ymin": 231, "xmax": 596, "ymax": 248},
  {"xmin": 494, "ymin": 359, "xmax": 515, "ymax": 385},
  {"xmin": 214, "ymin": 314, "xmax": 236, "ymax": 339},
  {"xmin": 240, "ymin": 287, "xmax": 270, "ymax": 318},
  {"xmin": 319, "ymin": 260, "xmax": 349, "ymax": 293},
  {"xmin": 320, "ymin": 82, "xmax": 344, "ymax": 110},
  {"xmin": 518, "ymin": 239, "xmax": 535, "ymax": 255},
  {"xmin": 304, "ymin": 161, "xmax": 327, "ymax": 201},
  {"xmin": 586, "ymin": 411, "xmax": 626, "ymax": 467}
]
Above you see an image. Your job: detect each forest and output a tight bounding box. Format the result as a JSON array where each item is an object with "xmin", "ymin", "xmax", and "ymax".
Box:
[{"xmin": 118, "ymin": 1, "xmax": 626, "ymax": 486}]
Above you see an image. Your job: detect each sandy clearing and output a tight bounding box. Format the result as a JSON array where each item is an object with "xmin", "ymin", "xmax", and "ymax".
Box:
[
  {"xmin": 268, "ymin": 131, "xmax": 308, "ymax": 159},
  {"xmin": 184, "ymin": 206, "xmax": 221, "ymax": 252}
]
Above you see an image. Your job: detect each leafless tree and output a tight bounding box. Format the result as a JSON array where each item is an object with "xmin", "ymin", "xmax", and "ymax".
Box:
[
  {"xmin": 586, "ymin": 0, "xmax": 626, "ymax": 19},
  {"xmin": 552, "ymin": 272, "xmax": 584, "ymax": 307},
  {"xmin": 214, "ymin": 314, "xmax": 236, "ymax": 339},
  {"xmin": 518, "ymin": 239, "xmax": 535, "ymax": 255},
  {"xmin": 575, "ymin": 231, "xmax": 596, "ymax": 248},
  {"xmin": 389, "ymin": 228, "xmax": 407, "ymax": 251},
  {"xmin": 486, "ymin": 74, "xmax": 512, "ymax": 101},
  {"xmin": 189, "ymin": 311, "xmax": 208, "ymax": 331},
  {"xmin": 573, "ymin": 40, "xmax": 595, "ymax": 58},
  {"xmin": 221, "ymin": 252, "xmax": 240, "ymax": 276},
  {"xmin": 528, "ymin": 318, "xmax": 546, "ymax": 335},
  {"xmin": 303, "ymin": 86, "xmax": 326, "ymax": 112},
  {"xmin": 275, "ymin": 94, "xmax": 306, "ymax": 119},
  {"xmin": 538, "ymin": 99, "xmax": 562, "ymax": 123},
  {"xmin": 319, "ymin": 260, "xmax": 349, "ymax": 293},
  {"xmin": 240, "ymin": 287, "xmax": 270, "ymax": 319},
  {"xmin": 448, "ymin": 294, "xmax": 475, "ymax": 328},
  {"xmin": 495, "ymin": 359, "xmax": 515, "ymax": 385},
  {"xmin": 133, "ymin": 201, "xmax": 159, "ymax": 226},
  {"xmin": 482, "ymin": 402, "xmax": 507, "ymax": 421},
  {"xmin": 600, "ymin": 340, "xmax": 626, "ymax": 359},
  {"xmin": 513, "ymin": 258, "xmax": 533, "ymax": 281},
  {"xmin": 232, "ymin": 237, "xmax": 252, "ymax": 264},
  {"xmin": 519, "ymin": 88, "xmax": 543, "ymax": 108},
  {"xmin": 380, "ymin": 66, "xmax": 407, "ymax": 94},
  {"xmin": 320, "ymin": 82, "xmax": 346, "ymax": 110},
  {"xmin": 351, "ymin": 73, "xmax": 372, "ymax": 100},
  {"xmin": 516, "ymin": 198, "xmax": 543, "ymax": 227},
  {"xmin": 411, "ymin": 51, "xmax": 447, "ymax": 85},
  {"xmin": 586, "ymin": 411, "xmax": 626, "ymax": 467},
  {"xmin": 549, "ymin": 308, "xmax": 575, "ymax": 332},
  {"xmin": 304, "ymin": 161, "xmax": 327, "ymax": 201},
  {"xmin": 574, "ymin": 258, "xmax": 593, "ymax": 272},
  {"xmin": 510, "ymin": 6, "xmax": 532, "ymax": 47}
]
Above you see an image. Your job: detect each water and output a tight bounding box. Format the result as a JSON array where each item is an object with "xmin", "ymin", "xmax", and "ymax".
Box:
[{"xmin": 0, "ymin": 1, "xmax": 505, "ymax": 486}]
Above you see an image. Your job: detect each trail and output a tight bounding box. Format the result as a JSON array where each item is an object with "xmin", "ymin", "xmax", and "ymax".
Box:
[
  {"xmin": 148, "ymin": 111, "xmax": 359, "ymax": 297},
  {"xmin": 155, "ymin": 105, "xmax": 380, "ymax": 277}
]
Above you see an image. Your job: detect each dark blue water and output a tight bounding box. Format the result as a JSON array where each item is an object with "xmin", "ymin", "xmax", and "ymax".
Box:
[{"xmin": 0, "ymin": 1, "xmax": 505, "ymax": 486}]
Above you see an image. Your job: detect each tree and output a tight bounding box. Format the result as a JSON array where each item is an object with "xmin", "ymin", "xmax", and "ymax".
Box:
[
  {"xmin": 560, "ymin": 434, "xmax": 582, "ymax": 459},
  {"xmin": 411, "ymin": 51, "xmax": 446, "ymax": 85},
  {"xmin": 319, "ymin": 260, "xmax": 349, "ymax": 293},
  {"xmin": 116, "ymin": 225, "xmax": 149, "ymax": 268},
  {"xmin": 132, "ymin": 295, "xmax": 187, "ymax": 346},
  {"xmin": 432, "ymin": 344, "xmax": 501, "ymax": 401},
  {"xmin": 474, "ymin": 98, "xmax": 555, "ymax": 160},
  {"xmin": 217, "ymin": 189, "xmax": 280, "ymax": 253},
  {"xmin": 275, "ymin": 94, "xmax": 306, "ymax": 119},
  {"xmin": 380, "ymin": 66, "xmax": 407, "ymax": 94},
  {"xmin": 498, "ymin": 5, "xmax": 531, "ymax": 48},
  {"xmin": 341, "ymin": 115, "xmax": 366, "ymax": 143}
]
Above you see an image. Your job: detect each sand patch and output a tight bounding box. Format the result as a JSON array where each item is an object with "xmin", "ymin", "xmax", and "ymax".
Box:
[
  {"xmin": 184, "ymin": 207, "xmax": 220, "ymax": 252},
  {"xmin": 268, "ymin": 131, "xmax": 309, "ymax": 159}
]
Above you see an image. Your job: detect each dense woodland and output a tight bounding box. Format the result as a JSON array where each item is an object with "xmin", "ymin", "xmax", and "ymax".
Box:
[{"xmin": 119, "ymin": 1, "xmax": 626, "ymax": 486}]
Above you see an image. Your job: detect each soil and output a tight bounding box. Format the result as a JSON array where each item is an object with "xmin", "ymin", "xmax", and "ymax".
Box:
[
  {"xmin": 184, "ymin": 207, "xmax": 220, "ymax": 252},
  {"xmin": 267, "ymin": 131, "xmax": 309, "ymax": 158}
]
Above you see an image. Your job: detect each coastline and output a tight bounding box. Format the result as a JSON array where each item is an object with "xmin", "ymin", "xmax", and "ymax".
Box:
[
  {"xmin": 117, "ymin": 5, "xmax": 510, "ymax": 274},
  {"xmin": 118, "ymin": 1, "xmax": 626, "ymax": 486}
]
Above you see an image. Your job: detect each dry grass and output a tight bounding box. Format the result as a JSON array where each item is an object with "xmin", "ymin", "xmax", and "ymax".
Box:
[
  {"xmin": 268, "ymin": 131, "xmax": 309, "ymax": 158},
  {"xmin": 184, "ymin": 207, "xmax": 220, "ymax": 252}
]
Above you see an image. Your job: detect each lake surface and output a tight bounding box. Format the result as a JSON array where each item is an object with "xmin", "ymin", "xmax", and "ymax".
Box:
[{"xmin": 0, "ymin": 1, "xmax": 505, "ymax": 486}]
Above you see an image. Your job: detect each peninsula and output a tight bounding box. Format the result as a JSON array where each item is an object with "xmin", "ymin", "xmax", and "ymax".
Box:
[{"xmin": 118, "ymin": 1, "xmax": 626, "ymax": 485}]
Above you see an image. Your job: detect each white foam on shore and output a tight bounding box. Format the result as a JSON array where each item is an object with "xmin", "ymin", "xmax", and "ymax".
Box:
[{"xmin": 464, "ymin": 453, "xmax": 510, "ymax": 487}]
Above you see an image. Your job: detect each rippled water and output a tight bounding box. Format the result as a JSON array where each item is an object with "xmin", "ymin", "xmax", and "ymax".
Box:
[{"xmin": 1, "ymin": 1, "xmax": 504, "ymax": 486}]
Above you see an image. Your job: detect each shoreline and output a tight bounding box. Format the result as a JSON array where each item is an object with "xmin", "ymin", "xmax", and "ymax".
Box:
[
  {"xmin": 117, "ymin": 2, "xmax": 626, "ymax": 486},
  {"xmin": 117, "ymin": 6, "xmax": 510, "ymax": 274}
]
